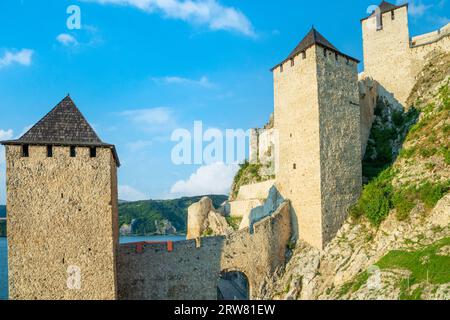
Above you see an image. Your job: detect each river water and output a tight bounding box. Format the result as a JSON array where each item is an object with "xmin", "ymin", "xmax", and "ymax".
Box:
[{"xmin": 0, "ymin": 235, "xmax": 186, "ymax": 300}]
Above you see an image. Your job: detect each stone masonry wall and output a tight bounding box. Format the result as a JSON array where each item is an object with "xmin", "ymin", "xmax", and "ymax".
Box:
[
  {"xmin": 249, "ymin": 128, "xmax": 277, "ymax": 168},
  {"xmin": 274, "ymin": 45, "xmax": 322, "ymax": 247},
  {"xmin": 117, "ymin": 201, "xmax": 291, "ymax": 300},
  {"xmin": 362, "ymin": 8, "xmax": 450, "ymax": 107},
  {"xmin": 6, "ymin": 145, "xmax": 118, "ymax": 300},
  {"xmin": 362, "ymin": 6, "xmax": 414, "ymax": 106},
  {"xmin": 316, "ymin": 48, "xmax": 362, "ymax": 246}
]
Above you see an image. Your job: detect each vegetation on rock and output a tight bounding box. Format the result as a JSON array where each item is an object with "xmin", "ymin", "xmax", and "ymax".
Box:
[
  {"xmin": 230, "ymin": 161, "xmax": 275, "ymax": 201},
  {"xmin": 354, "ymin": 75, "xmax": 450, "ymax": 226},
  {"xmin": 225, "ymin": 216, "xmax": 243, "ymax": 231},
  {"xmin": 339, "ymin": 237, "xmax": 450, "ymax": 300}
]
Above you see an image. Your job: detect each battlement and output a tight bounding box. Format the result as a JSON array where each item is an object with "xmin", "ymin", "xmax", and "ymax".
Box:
[{"xmin": 411, "ymin": 23, "xmax": 450, "ymax": 47}]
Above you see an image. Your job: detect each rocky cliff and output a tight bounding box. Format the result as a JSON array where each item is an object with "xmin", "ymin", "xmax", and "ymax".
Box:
[{"xmin": 261, "ymin": 52, "xmax": 450, "ymax": 300}]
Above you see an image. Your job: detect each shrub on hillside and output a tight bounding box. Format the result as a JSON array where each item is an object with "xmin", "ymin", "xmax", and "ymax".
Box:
[{"xmin": 351, "ymin": 168, "xmax": 394, "ymax": 226}]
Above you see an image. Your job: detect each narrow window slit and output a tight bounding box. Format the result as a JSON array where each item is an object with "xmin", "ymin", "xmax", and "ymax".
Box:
[
  {"xmin": 70, "ymin": 146, "xmax": 76, "ymax": 157},
  {"xmin": 47, "ymin": 145, "xmax": 53, "ymax": 157},
  {"xmin": 22, "ymin": 145, "xmax": 29, "ymax": 157},
  {"xmin": 90, "ymin": 147, "xmax": 97, "ymax": 158}
]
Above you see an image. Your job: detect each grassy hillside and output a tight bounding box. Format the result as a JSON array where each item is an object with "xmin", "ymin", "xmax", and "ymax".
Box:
[
  {"xmin": 352, "ymin": 52, "xmax": 450, "ymax": 226},
  {"xmin": 118, "ymin": 195, "xmax": 228, "ymax": 235},
  {"xmin": 337, "ymin": 237, "xmax": 450, "ymax": 300}
]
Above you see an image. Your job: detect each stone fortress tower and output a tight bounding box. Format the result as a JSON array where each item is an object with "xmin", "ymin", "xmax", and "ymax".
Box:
[
  {"xmin": 1, "ymin": 96, "xmax": 120, "ymax": 300},
  {"xmin": 361, "ymin": 1, "xmax": 450, "ymax": 106},
  {"xmin": 272, "ymin": 28, "xmax": 362, "ymax": 250}
]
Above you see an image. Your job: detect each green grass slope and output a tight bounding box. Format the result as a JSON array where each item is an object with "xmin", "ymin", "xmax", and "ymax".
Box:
[{"xmin": 351, "ymin": 52, "xmax": 450, "ymax": 226}]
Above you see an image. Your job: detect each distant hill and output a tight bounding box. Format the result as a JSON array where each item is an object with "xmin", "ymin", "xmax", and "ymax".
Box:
[
  {"xmin": 118, "ymin": 195, "xmax": 228, "ymax": 235},
  {"xmin": 0, "ymin": 205, "xmax": 5, "ymax": 218}
]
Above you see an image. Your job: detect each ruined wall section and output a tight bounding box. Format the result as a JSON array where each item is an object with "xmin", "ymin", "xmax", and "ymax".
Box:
[
  {"xmin": 6, "ymin": 145, "xmax": 118, "ymax": 300},
  {"xmin": 229, "ymin": 179, "xmax": 275, "ymax": 218},
  {"xmin": 117, "ymin": 202, "xmax": 291, "ymax": 300},
  {"xmin": 249, "ymin": 128, "xmax": 277, "ymax": 176},
  {"xmin": 316, "ymin": 49, "xmax": 362, "ymax": 246}
]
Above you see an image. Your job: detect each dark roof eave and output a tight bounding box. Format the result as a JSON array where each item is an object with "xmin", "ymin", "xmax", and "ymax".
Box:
[
  {"xmin": 360, "ymin": 3, "xmax": 408, "ymax": 22},
  {"xmin": 1, "ymin": 140, "xmax": 121, "ymax": 167},
  {"xmin": 270, "ymin": 44, "xmax": 360, "ymax": 71}
]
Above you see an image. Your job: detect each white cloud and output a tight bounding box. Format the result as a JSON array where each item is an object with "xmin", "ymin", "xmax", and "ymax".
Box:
[
  {"xmin": 0, "ymin": 130, "xmax": 13, "ymax": 167},
  {"xmin": 0, "ymin": 49, "xmax": 34, "ymax": 69},
  {"xmin": 127, "ymin": 139, "xmax": 153, "ymax": 151},
  {"xmin": 56, "ymin": 33, "xmax": 78, "ymax": 46},
  {"xmin": 83, "ymin": 0, "xmax": 255, "ymax": 36},
  {"xmin": 119, "ymin": 185, "xmax": 147, "ymax": 201},
  {"xmin": 170, "ymin": 162, "xmax": 238, "ymax": 197},
  {"xmin": 152, "ymin": 75, "xmax": 214, "ymax": 88},
  {"xmin": 120, "ymin": 107, "xmax": 174, "ymax": 126},
  {"xmin": 396, "ymin": 0, "xmax": 432, "ymax": 17},
  {"xmin": 0, "ymin": 129, "xmax": 13, "ymax": 141}
]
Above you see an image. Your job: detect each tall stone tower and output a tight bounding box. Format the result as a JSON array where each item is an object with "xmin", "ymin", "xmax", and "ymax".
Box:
[
  {"xmin": 362, "ymin": 1, "xmax": 413, "ymax": 105},
  {"xmin": 1, "ymin": 96, "xmax": 120, "ymax": 300},
  {"xmin": 273, "ymin": 28, "xmax": 362, "ymax": 250}
]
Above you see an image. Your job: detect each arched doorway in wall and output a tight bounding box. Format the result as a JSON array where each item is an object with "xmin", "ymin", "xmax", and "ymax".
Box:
[{"xmin": 217, "ymin": 270, "xmax": 250, "ymax": 300}]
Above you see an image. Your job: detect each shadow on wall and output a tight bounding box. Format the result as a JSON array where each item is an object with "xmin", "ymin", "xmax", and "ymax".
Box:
[
  {"xmin": 218, "ymin": 270, "xmax": 249, "ymax": 300},
  {"xmin": 117, "ymin": 237, "xmax": 226, "ymax": 300},
  {"xmin": 361, "ymin": 83, "xmax": 419, "ymax": 182}
]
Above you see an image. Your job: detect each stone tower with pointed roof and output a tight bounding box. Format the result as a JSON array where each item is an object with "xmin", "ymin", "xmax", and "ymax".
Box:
[
  {"xmin": 1, "ymin": 96, "xmax": 120, "ymax": 300},
  {"xmin": 273, "ymin": 28, "xmax": 362, "ymax": 249}
]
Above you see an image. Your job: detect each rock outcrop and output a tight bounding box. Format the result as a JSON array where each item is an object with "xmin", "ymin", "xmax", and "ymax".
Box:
[
  {"xmin": 261, "ymin": 195, "xmax": 450, "ymax": 300},
  {"xmin": 186, "ymin": 197, "xmax": 234, "ymax": 239}
]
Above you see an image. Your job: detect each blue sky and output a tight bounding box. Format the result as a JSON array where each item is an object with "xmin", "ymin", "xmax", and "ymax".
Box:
[{"xmin": 0, "ymin": 0, "xmax": 448, "ymax": 203}]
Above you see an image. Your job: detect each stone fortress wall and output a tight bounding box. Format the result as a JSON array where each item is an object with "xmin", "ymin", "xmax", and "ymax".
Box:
[
  {"xmin": 249, "ymin": 128, "xmax": 277, "ymax": 170},
  {"xmin": 315, "ymin": 46, "xmax": 362, "ymax": 246},
  {"xmin": 5, "ymin": 145, "xmax": 119, "ymax": 300},
  {"xmin": 117, "ymin": 201, "xmax": 291, "ymax": 300},
  {"xmin": 229, "ymin": 179, "xmax": 275, "ymax": 218}
]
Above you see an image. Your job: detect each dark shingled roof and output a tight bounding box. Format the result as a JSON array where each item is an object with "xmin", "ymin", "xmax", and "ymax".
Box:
[
  {"xmin": 1, "ymin": 95, "xmax": 120, "ymax": 166},
  {"xmin": 361, "ymin": 1, "xmax": 408, "ymax": 21},
  {"xmin": 271, "ymin": 28, "xmax": 359, "ymax": 70}
]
